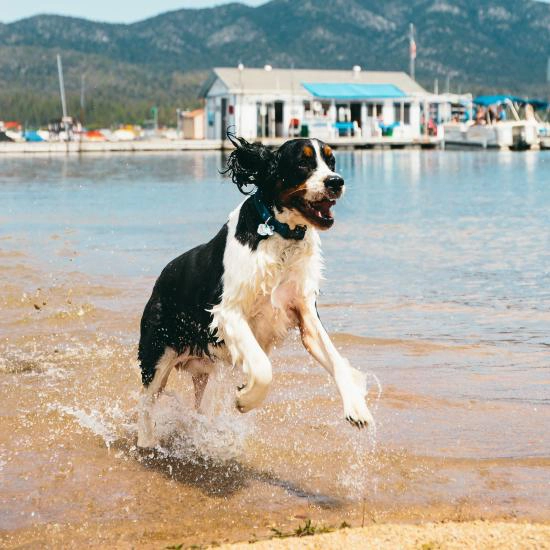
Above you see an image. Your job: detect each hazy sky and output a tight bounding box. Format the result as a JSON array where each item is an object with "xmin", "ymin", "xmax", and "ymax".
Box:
[{"xmin": 1, "ymin": 0, "xmax": 267, "ymax": 24}]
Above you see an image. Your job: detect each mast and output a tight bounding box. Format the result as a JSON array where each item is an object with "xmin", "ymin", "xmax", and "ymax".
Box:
[
  {"xmin": 80, "ymin": 73, "xmax": 86, "ymax": 126},
  {"xmin": 57, "ymin": 54, "xmax": 68, "ymax": 119}
]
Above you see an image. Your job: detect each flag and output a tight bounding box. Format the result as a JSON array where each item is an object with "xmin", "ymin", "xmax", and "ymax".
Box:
[{"xmin": 410, "ymin": 37, "xmax": 417, "ymax": 60}]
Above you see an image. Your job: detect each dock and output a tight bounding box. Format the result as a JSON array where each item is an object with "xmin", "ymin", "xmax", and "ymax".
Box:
[
  {"xmin": 259, "ymin": 136, "xmax": 441, "ymax": 149},
  {"xmin": 0, "ymin": 136, "xmax": 442, "ymax": 155},
  {"xmin": 0, "ymin": 139, "xmax": 222, "ymax": 155}
]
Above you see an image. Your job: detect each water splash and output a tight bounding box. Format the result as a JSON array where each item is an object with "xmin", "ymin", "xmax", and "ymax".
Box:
[
  {"xmin": 52, "ymin": 404, "xmax": 121, "ymax": 449},
  {"xmin": 337, "ymin": 369, "xmax": 382, "ymax": 500},
  {"xmin": 151, "ymin": 363, "xmax": 255, "ymax": 463}
]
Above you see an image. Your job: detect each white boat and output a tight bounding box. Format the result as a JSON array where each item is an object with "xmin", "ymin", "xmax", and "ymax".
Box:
[
  {"xmin": 443, "ymin": 95, "xmax": 539, "ymax": 150},
  {"xmin": 531, "ymin": 100, "xmax": 550, "ymax": 149}
]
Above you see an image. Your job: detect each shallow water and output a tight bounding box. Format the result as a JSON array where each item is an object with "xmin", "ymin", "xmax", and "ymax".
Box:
[{"xmin": 1, "ymin": 150, "xmax": 549, "ymax": 548}]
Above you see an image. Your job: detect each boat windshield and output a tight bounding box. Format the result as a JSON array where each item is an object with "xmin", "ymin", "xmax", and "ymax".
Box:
[{"xmin": 471, "ymin": 101, "xmax": 517, "ymax": 125}]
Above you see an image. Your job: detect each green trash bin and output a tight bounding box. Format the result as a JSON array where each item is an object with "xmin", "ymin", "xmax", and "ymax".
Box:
[{"xmin": 300, "ymin": 124, "xmax": 309, "ymax": 137}]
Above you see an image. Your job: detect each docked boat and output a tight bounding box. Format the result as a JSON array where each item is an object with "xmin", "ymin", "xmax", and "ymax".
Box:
[
  {"xmin": 443, "ymin": 95, "xmax": 539, "ymax": 150},
  {"xmin": 531, "ymin": 100, "xmax": 550, "ymax": 149}
]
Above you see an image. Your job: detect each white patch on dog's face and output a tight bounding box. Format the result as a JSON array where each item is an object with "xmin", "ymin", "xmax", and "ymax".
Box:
[
  {"xmin": 302, "ymin": 140, "xmax": 342, "ymax": 201},
  {"xmin": 274, "ymin": 138, "xmax": 345, "ymax": 230}
]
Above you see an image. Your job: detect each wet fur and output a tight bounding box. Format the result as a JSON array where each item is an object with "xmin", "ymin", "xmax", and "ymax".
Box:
[{"xmin": 137, "ymin": 136, "xmax": 373, "ymax": 448}]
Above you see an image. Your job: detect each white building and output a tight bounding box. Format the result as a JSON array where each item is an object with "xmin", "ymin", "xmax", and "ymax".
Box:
[{"xmin": 200, "ymin": 66, "xmax": 443, "ymax": 142}]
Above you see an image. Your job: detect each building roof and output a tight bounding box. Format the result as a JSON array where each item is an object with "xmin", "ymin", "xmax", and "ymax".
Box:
[
  {"xmin": 201, "ymin": 67, "xmax": 427, "ymax": 98},
  {"xmin": 184, "ymin": 108, "xmax": 204, "ymax": 118}
]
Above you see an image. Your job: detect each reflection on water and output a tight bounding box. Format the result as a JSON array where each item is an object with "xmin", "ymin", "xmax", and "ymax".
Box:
[{"xmin": 0, "ymin": 150, "xmax": 549, "ymax": 547}]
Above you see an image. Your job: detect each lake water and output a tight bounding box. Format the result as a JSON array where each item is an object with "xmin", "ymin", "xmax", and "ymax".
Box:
[{"xmin": 1, "ymin": 150, "xmax": 549, "ymax": 547}]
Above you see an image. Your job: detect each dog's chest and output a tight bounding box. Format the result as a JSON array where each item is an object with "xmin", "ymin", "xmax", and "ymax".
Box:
[
  {"xmin": 209, "ymin": 207, "xmax": 323, "ymax": 355},
  {"xmin": 244, "ymin": 237, "xmax": 321, "ymax": 341}
]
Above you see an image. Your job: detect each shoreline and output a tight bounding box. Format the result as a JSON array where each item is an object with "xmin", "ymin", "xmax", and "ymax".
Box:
[
  {"xmin": 3, "ymin": 519, "xmax": 549, "ymax": 549},
  {"xmin": 0, "ymin": 136, "xmax": 442, "ymax": 154},
  {"xmin": 218, "ymin": 521, "xmax": 550, "ymax": 550}
]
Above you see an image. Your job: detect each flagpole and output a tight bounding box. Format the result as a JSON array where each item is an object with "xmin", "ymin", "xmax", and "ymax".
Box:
[{"xmin": 409, "ymin": 23, "xmax": 416, "ymax": 81}]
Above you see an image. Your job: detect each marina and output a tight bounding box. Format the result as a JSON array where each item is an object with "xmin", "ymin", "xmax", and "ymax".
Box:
[
  {"xmin": 2, "ymin": 71, "xmax": 548, "ymax": 153},
  {"xmin": 2, "ymin": 58, "xmax": 548, "ymax": 153}
]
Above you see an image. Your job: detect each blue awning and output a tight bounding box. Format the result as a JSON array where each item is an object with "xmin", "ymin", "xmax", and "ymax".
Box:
[{"xmin": 302, "ymin": 82, "xmax": 406, "ymax": 100}]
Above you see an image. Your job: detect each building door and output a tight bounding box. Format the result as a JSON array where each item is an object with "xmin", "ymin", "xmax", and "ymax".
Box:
[
  {"xmin": 350, "ymin": 103, "xmax": 362, "ymax": 134},
  {"xmin": 221, "ymin": 98, "xmax": 227, "ymax": 140},
  {"xmin": 275, "ymin": 101, "xmax": 284, "ymax": 137},
  {"xmin": 257, "ymin": 103, "xmax": 269, "ymax": 138}
]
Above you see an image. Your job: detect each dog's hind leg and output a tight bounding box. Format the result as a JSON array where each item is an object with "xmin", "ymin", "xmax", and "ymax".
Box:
[
  {"xmin": 137, "ymin": 347, "xmax": 180, "ymax": 448},
  {"xmin": 192, "ymin": 373, "xmax": 209, "ymax": 410}
]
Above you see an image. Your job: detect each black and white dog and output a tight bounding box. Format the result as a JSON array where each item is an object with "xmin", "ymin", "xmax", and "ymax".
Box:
[{"xmin": 137, "ymin": 136, "xmax": 373, "ymax": 447}]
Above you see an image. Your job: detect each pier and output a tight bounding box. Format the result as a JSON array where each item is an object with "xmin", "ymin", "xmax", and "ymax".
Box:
[{"xmin": 0, "ymin": 135, "xmax": 442, "ymax": 155}]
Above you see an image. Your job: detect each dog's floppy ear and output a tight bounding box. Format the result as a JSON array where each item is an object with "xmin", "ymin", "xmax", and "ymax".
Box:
[{"xmin": 222, "ymin": 132, "xmax": 277, "ymax": 195}]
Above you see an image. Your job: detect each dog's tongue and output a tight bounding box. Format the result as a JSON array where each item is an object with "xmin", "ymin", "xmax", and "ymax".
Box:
[{"xmin": 313, "ymin": 199, "xmax": 335, "ymax": 218}]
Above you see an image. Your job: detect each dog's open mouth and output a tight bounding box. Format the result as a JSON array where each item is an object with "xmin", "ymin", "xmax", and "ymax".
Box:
[{"xmin": 295, "ymin": 197, "xmax": 336, "ymax": 228}]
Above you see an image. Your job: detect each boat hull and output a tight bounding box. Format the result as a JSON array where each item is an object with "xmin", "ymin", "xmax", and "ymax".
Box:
[{"xmin": 444, "ymin": 121, "xmax": 538, "ymax": 150}]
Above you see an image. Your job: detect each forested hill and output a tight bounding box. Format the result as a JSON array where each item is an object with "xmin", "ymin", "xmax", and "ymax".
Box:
[{"xmin": 1, "ymin": 0, "xmax": 549, "ymax": 126}]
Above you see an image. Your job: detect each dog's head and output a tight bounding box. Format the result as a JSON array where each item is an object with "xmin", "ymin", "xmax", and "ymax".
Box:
[{"xmin": 224, "ymin": 135, "xmax": 344, "ymax": 230}]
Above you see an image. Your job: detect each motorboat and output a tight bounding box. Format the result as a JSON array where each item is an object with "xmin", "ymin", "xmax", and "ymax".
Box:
[{"xmin": 443, "ymin": 95, "xmax": 539, "ymax": 150}]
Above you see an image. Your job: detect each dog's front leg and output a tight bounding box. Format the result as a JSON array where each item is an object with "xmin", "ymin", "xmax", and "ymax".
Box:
[
  {"xmin": 297, "ymin": 297, "xmax": 374, "ymax": 428},
  {"xmin": 218, "ymin": 307, "xmax": 273, "ymax": 412}
]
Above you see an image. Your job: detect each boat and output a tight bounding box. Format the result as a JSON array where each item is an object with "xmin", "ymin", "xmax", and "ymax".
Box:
[{"xmin": 443, "ymin": 95, "xmax": 539, "ymax": 150}]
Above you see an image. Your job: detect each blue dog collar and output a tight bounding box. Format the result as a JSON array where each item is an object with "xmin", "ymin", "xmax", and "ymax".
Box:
[{"xmin": 253, "ymin": 191, "xmax": 306, "ymax": 241}]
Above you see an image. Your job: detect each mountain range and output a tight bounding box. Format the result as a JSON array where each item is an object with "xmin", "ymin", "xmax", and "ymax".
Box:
[{"xmin": 1, "ymin": 0, "xmax": 549, "ymax": 126}]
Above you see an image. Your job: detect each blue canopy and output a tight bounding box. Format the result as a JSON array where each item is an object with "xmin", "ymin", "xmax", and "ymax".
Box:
[
  {"xmin": 528, "ymin": 99, "xmax": 549, "ymax": 109},
  {"xmin": 302, "ymin": 82, "xmax": 406, "ymax": 100},
  {"xmin": 474, "ymin": 95, "xmax": 525, "ymax": 106},
  {"xmin": 24, "ymin": 130, "xmax": 44, "ymax": 142}
]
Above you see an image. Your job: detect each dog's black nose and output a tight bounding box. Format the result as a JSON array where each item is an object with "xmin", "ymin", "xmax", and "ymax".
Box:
[{"xmin": 325, "ymin": 175, "xmax": 344, "ymax": 192}]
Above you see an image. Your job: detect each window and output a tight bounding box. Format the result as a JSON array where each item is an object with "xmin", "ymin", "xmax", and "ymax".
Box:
[
  {"xmin": 305, "ymin": 100, "xmax": 331, "ymax": 118},
  {"xmin": 393, "ymin": 102, "xmax": 411, "ymax": 124},
  {"xmin": 403, "ymin": 103, "xmax": 410, "ymax": 124},
  {"xmin": 368, "ymin": 103, "xmax": 383, "ymax": 118}
]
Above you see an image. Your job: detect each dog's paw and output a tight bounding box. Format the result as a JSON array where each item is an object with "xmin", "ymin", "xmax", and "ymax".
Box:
[
  {"xmin": 343, "ymin": 392, "xmax": 374, "ymax": 430},
  {"xmin": 235, "ymin": 384, "xmax": 251, "ymax": 413}
]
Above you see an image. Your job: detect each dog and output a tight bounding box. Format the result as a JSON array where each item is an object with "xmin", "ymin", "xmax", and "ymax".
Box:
[{"xmin": 137, "ymin": 135, "xmax": 374, "ymax": 448}]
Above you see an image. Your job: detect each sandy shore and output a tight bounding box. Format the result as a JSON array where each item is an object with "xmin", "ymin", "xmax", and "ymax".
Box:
[{"xmin": 220, "ymin": 521, "xmax": 550, "ymax": 550}]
